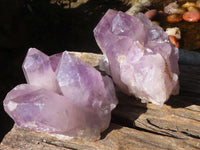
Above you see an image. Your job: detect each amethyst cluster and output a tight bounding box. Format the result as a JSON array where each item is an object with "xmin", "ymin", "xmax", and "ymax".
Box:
[
  {"xmin": 4, "ymin": 9, "xmax": 180, "ymax": 141},
  {"xmin": 3, "ymin": 48, "xmax": 118, "ymax": 141},
  {"xmin": 94, "ymin": 9, "xmax": 179, "ymax": 106}
]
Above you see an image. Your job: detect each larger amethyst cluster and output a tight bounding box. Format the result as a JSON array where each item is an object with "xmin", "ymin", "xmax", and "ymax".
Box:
[
  {"xmin": 3, "ymin": 48, "xmax": 118, "ymax": 141},
  {"xmin": 94, "ymin": 9, "xmax": 179, "ymax": 106}
]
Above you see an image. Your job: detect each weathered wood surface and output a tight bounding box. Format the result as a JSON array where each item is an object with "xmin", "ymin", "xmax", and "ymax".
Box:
[
  {"xmin": 1, "ymin": 52, "xmax": 200, "ymax": 150},
  {"xmin": 1, "ymin": 123, "xmax": 200, "ymax": 150},
  {"xmin": 112, "ymin": 64, "xmax": 200, "ymax": 140}
]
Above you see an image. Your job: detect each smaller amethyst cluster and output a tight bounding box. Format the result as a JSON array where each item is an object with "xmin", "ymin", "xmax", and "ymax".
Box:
[
  {"xmin": 94, "ymin": 9, "xmax": 179, "ymax": 106},
  {"xmin": 3, "ymin": 48, "xmax": 118, "ymax": 141}
]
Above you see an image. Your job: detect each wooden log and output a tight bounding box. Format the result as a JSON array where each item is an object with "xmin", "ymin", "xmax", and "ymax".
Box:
[
  {"xmin": 1, "ymin": 52, "xmax": 200, "ymax": 149},
  {"xmin": 1, "ymin": 123, "xmax": 200, "ymax": 150},
  {"xmin": 112, "ymin": 64, "xmax": 200, "ymax": 140}
]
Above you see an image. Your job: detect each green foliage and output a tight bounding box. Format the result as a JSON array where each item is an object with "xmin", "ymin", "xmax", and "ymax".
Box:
[{"xmin": 134, "ymin": 0, "xmax": 139, "ymax": 5}]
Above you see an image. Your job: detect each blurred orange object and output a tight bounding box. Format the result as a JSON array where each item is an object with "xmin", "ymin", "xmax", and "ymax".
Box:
[
  {"xmin": 168, "ymin": 35, "xmax": 180, "ymax": 48},
  {"xmin": 167, "ymin": 14, "xmax": 183, "ymax": 23},
  {"xmin": 183, "ymin": 11, "xmax": 200, "ymax": 22}
]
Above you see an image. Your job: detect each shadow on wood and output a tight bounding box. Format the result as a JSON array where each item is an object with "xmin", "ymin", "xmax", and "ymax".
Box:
[
  {"xmin": 0, "ymin": 0, "xmax": 131, "ymax": 142},
  {"xmin": 112, "ymin": 64, "xmax": 200, "ymax": 139},
  {"xmin": 1, "ymin": 52, "xmax": 200, "ymax": 149}
]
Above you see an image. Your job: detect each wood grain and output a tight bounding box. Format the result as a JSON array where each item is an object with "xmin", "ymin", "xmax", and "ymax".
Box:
[
  {"xmin": 1, "ymin": 52, "xmax": 200, "ymax": 150},
  {"xmin": 112, "ymin": 64, "xmax": 200, "ymax": 140},
  {"xmin": 1, "ymin": 123, "xmax": 200, "ymax": 150}
]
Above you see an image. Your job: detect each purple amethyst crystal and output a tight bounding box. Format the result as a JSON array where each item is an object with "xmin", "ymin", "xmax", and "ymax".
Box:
[
  {"xmin": 4, "ymin": 49, "xmax": 118, "ymax": 141},
  {"xmin": 49, "ymin": 52, "xmax": 62, "ymax": 72},
  {"xmin": 94, "ymin": 9, "xmax": 179, "ymax": 106},
  {"xmin": 56, "ymin": 51, "xmax": 116, "ymax": 108},
  {"xmin": 22, "ymin": 48, "xmax": 59, "ymax": 93}
]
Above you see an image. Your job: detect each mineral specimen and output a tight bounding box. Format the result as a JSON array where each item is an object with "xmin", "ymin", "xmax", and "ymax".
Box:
[
  {"xmin": 94, "ymin": 9, "xmax": 179, "ymax": 106},
  {"xmin": 164, "ymin": 2, "xmax": 185, "ymax": 15},
  {"xmin": 4, "ymin": 48, "xmax": 118, "ymax": 141},
  {"xmin": 22, "ymin": 48, "xmax": 59, "ymax": 93}
]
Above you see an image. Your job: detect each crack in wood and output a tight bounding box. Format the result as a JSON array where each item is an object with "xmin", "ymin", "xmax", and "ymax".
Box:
[
  {"xmin": 1, "ymin": 52, "xmax": 200, "ymax": 149},
  {"xmin": 181, "ymin": 131, "xmax": 200, "ymax": 139},
  {"xmin": 42, "ymin": 139, "xmax": 78, "ymax": 150}
]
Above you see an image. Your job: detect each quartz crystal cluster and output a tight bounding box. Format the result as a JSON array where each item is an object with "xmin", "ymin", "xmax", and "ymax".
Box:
[
  {"xmin": 3, "ymin": 48, "xmax": 118, "ymax": 141},
  {"xmin": 94, "ymin": 9, "xmax": 179, "ymax": 106}
]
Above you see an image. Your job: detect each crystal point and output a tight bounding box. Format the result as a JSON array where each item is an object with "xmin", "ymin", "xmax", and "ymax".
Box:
[
  {"xmin": 22, "ymin": 48, "xmax": 59, "ymax": 93},
  {"xmin": 94, "ymin": 9, "xmax": 179, "ymax": 106},
  {"xmin": 56, "ymin": 51, "xmax": 116, "ymax": 107},
  {"xmin": 4, "ymin": 49, "xmax": 118, "ymax": 141}
]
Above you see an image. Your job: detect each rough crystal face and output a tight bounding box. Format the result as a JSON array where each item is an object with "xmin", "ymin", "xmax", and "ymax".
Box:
[
  {"xmin": 57, "ymin": 52, "xmax": 115, "ymax": 108},
  {"xmin": 94, "ymin": 9, "xmax": 179, "ymax": 106},
  {"xmin": 22, "ymin": 48, "xmax": 59, "ymax": 93},
  {"xmin": 4, "ymin": 84, "xmax": 84, "ymax": 134},
  {"xmin": 49, "ymin": 52, "xmax": 62, "ymax": 72},
  {"xmin": 4, "ymin": 49, "xmax": 118, "ymax": 141}
]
